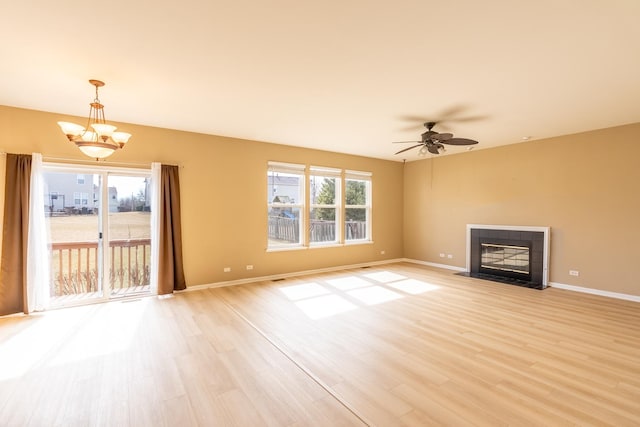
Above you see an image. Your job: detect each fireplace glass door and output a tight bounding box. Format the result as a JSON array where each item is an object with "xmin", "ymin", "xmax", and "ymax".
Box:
[{"xmin": 480, "ymin": 243, "xmax": 530, "ymax": 275}]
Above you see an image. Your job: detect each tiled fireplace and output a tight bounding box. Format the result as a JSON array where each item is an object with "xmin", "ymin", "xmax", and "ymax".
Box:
[{"xmin": 465, "ymin": 224, "xmax": 550, "ymax": 289}]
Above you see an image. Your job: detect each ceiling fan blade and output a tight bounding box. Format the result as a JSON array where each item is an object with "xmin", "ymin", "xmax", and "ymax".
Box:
[
  {"xmin": 432, "ymin": 133, "xmax": 453, "ymax": 141},
  {"xmin": 435, "ymin": 105, "xmax": 467, "ymax": 120},
  {"xmin": 392, "ymin": 140, "xmax": 421, "ymax": 144},
  {"xmin": 398, "ymin": 116, "xmax": 450, "ymax": 132},
  {"xmin": 450, "ymin": 115, "xmax": 490, "ymax": 123},
  {"xmin": 394, "ymin": 144, "xmax": 423, "ymax": 155},
  {"xmin": 398, "ymin": 114, "xmax": 429, "ymax": 123},
  {"xmin": 400, "ymin": 123, "xmax": 452, "ymax": 132},
  {"xmin": 441, "ymin": 137, "xmax": 479, "ymax": 146}
]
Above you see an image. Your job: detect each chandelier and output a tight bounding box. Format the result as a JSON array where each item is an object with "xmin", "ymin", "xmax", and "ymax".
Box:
[{"xmin": 57, "ymin": 79, "xmax": 132, "ymax": 160}]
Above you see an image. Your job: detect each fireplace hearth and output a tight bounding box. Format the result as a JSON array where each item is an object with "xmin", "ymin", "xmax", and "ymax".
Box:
[{"xmin": 460, "ymin": 225, "xmax": 550, "ymax": 289}]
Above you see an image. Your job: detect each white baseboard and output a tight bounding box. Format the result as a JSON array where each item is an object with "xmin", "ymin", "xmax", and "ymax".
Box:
[
  {"xmin": 181, "ymin": 258, "xmax": 406, "ymax": 292},
  {"xmin": 180, "ymin": 260, "xmax": 639, "ymax": 304},
  {"xmin": 402, "ymin": 258, "xmax": 466, "ymax": 272},
  {"xmin": 550, "ymin": 282, "xmax": 640, "ymax": 303}
]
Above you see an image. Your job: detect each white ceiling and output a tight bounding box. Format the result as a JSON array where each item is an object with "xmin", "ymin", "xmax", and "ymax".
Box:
[{"xmin": 1, "ymin": 1, "xmax": 639, "ymax": 161}]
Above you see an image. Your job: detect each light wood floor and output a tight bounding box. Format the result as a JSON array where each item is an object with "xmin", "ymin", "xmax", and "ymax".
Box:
[{"xmin": 1, "ymin": 263, "xmax": 639, "ymax": 426}]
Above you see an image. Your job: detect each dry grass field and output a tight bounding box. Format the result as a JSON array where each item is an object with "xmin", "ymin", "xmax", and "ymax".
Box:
[{"xmin": 46, "ymin": 212, "xmax": 151, "ymax": 242}]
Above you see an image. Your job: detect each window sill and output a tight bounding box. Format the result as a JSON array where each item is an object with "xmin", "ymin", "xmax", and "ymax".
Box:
[
  {"xmin": 266, "ymin": 245, "xmax": 307, "ymax": 253},
  {"xmin": 266, "ymin": 240, "xmax": 373, "ymax": 252},
  {"xmin": 345, "ymin": 240, "xmax": 374, "ymax": 246},
  {"xmin": 309, "ymin": 242, "xmax": 342, "ymax": 249}
]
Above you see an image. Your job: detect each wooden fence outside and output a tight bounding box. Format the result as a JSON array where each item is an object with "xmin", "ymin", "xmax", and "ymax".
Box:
[
  {"xmin": 268, "ymin": 217, "xmax": 300, "ymax": 243},
  {"xmin": 269, "ymin": 217, "xmax": 367, "ymax": 243},
  {"xmin": 345, "ymin": 221, "xmax": 367, "ymax": 240}
]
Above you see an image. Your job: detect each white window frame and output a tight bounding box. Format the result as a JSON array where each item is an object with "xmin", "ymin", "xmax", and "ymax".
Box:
[
  {"xmin": 344, "ymin": 170, "xmax": 372, "ymax": 244},
  {"xmin": 267, "ymin": 162, "xmax": 306, "ymax": 251},
  {"xmin": 309, "ymin": 166, "xmax": 341, "ymax": 246}
]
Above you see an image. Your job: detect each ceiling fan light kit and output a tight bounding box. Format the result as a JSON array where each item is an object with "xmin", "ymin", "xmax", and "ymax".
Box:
[
  {"xmin": 57, "ymin": 79, "xmax": 132, "ymax": 160},
  {"xmin": 393, "ymin": 121, "xmax": 478, "ymax": 156}
]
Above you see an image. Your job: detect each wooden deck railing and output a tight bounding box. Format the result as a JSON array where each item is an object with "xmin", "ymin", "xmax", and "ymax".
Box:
[{"xmin": 50, "ymin": 238, "xmax": 151, "ymax": 296}]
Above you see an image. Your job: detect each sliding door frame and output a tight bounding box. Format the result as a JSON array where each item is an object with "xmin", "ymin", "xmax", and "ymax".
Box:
[{"xmin": 43, "ymin": 162, "xmax": 155, "ymax": 308}]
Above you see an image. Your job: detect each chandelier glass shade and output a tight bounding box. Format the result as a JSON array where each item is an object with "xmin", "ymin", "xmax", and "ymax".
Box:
[{"xmin": 58, "ymin": 79, "xmax": 131, "ymax": 160}]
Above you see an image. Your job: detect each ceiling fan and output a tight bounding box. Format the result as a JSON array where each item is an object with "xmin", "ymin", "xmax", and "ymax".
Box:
[{"xmin": 393, "ymin": 122, "xmax": 479, "ymax": 155}]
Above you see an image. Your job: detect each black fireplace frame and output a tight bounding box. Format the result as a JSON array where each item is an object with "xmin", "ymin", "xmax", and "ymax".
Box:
[{"xmin": 464, "ymin": 225, "xmax": 550, "ymax": 290}]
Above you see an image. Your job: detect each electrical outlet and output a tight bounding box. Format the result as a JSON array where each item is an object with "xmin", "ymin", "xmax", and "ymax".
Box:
[
  {"xmin": 380, "ymin": 250, "xmax": 385, "ymax": 255},
  {"xmin": 447, "ymin": 254, "xmax": 453, "ymax": 259},
  {"xmin": 223, "ymin": 267, "xmax": 231, "ymax": 272},
  {"xmin": 439, "ymin": 253, "xmax": 445, "ymax": 258},
  {"xmin": 569, "ymin": 270, "xmax": 579, "ymax": 277},
  {"xmin": 246, "ymin": 265, "xmax": 254, "ymax": 270}
]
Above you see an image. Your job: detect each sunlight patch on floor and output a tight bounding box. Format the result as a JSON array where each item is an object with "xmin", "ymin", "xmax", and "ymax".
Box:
[
  {"xmin": 279, "ymin": 282, "xmax": 330, "ymax": 301},
  {"xmin": 280, "ymin": 271, "xmax": 440, "ymax": 320},
  {"xmin": 325, "ymin": 276, "xmax": 371, "ymax": 290},
  {"xmin": 0, "ymin": 305, "xmax": 94, "ymax": 380},
  {"xmin": 387, "ymin": 279, "xmax": 440, "ymax": 295},
  {"xmin": 294, "ymin": 295, "xmax": 358, "ymax": 319},
  {"xmin": 347, "ymin": 286, "xmax": 404, "ymax": 305},
  {"xmin": 363, "ymin": 271, "xmax": 407, "ymax": 283},
  {"xmin": 50, "ymin": 299, "xmax": 149, "ymax": 366}
]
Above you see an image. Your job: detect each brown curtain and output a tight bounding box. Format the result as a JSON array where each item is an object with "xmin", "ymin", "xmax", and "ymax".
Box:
[
  {"xmin": 0, "ymin": 154, "xmax": 32, "ymax": 315},
  {"xmin": 157, "ymin": 164, "xmax": 186, "ymax": 294}
]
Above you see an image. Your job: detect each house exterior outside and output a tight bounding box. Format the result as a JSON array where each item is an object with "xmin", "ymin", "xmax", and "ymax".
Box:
[{"xmin": 43, "ymin": 172, "xmax": 119, "ymax": 214}]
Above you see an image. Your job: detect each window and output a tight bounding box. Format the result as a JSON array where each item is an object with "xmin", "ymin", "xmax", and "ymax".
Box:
[
  {"xmin": 267, "ymin": 163, "xmax": 372, "ymax": 250},
  {"xmin": 309, "ymin": 167, "xmax": 341, "ymax": 245},
  {"xmin": 77, "ymin": 174, "xmax": 85, "ymax": 184},
  {"xmin": 267, "ymin": 162, "xmax": 305, "ymax": 249},
  {"xmin": 345, "ymin": 171, "xmax": 371, "ymax": 242},
  {"xmin": 73, "ymin": 192, "xmax": 89, "ymax": 206}
]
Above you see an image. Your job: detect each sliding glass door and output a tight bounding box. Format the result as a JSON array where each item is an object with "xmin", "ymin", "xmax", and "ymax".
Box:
[{"xmin": 43, "ymin": 165, "xmax": 152, "ymax": 307}]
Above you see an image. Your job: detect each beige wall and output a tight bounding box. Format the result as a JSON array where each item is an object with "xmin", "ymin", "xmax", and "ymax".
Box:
[
  {"xmin": 404, "ymin": 123, "xmax": 640, "ymax": 296},
  {"xmin": 3, "ymin": 104, "xmax": 638, "ymax": 297},
  {"xmin": 0, "ymin": 106, "xmax": 404, "ymax": 287}
]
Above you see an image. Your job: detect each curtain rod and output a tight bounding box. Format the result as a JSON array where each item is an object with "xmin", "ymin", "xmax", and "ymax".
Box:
[
  {"xmin": 43, "ymin": 155, "xmax": 152, "ymax": 167},
  {"xmin": 1, "ymin": 152, "xmax": 181, "ymax": 168}
]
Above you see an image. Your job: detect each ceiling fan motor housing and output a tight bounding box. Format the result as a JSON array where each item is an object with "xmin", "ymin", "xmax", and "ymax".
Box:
[{"xmin": 421, "ymin": 130, "xmax": 437, "ymax": 142}]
